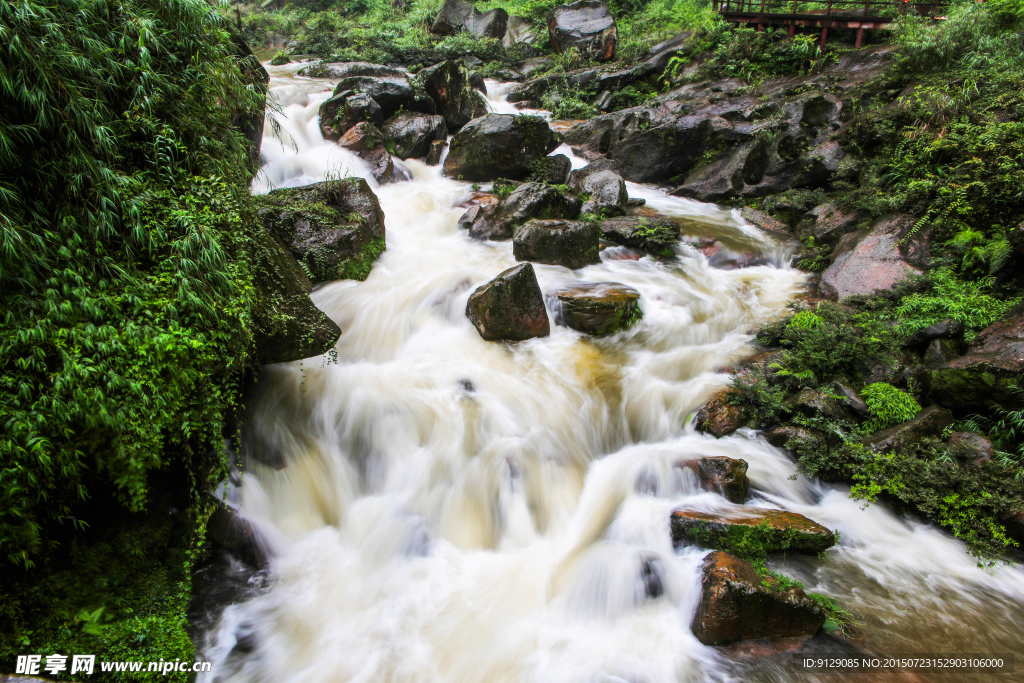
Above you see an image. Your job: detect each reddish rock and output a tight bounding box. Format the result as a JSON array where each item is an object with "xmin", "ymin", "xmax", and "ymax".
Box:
[
  {"xmin": 946, "ymin": 431, "xmax": 994, "ymax": 466},
  {"xmin": 691, "ymin": 551, "xmax": 825, "ymax": 646},
  {"xmin": 818, "ymin": 215, "xmax": 925, "ymax": 301},
  {"xmin": 694, "ymin": 389, "xmax": 745, "ymax": 437},
  {"xmin": 671, "ymin": 507, "xmax": 837, "ymax": 554},
  {"xmin": 338, "ymin": 122, "xmax": 393, "ymax": 184}
]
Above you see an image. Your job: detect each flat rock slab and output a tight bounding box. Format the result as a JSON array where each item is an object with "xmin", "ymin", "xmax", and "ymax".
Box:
[
  {"xmin": 671, "ymin": 507, "xmax": 837, "ymax": 555},
  {"xmin": 692, "ymin": 551, "xmax": 825, "ymax": 646},
  {"xmin": 547, "ymin": 281, "xmax": 642, "ymax": 335}
]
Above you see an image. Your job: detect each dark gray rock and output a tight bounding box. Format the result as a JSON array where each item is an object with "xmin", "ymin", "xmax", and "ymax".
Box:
[
  {"xmin": 462, "ymin": 182, "xmax": 581, "ymax": 240},
  {"xmin": 466, "ymin": 263, "xmax": 550, "ymax": 341},
  {"xmin": 444, "ymin": 114, "xmax": 562, "ymax": 181},
  {"xmin": 507, "ymin": 68, "xmax": 599, "ymax": 108},
  {"xmin": 863, "ymin": 405, "xmax": 953, "ymax": 453},
  {"xmin": 527, "ymin": 154, "xmax": 572, "ymax": 185},
  {"xmin": 547, "ymin": 1, "xmax": 618, "ymax": 62},
  {"xmin": 299, "ymin": 61, "xmax": 406, "ymax": 80},
  {"xmin": 504, "ymin": 15, "xmax": 539, "ymax": 47},
  {"xmin": 513, "ymin": 219, "xmax": 601, "ymax": 269},
  {"xmin": 947, "ymin": 431, "xmax": 995, "ymax": 466},
  {"xmin": 426, "ymin": 139, "xmax": 446, "ymax": 166},
  {"xmin": 382, "ymin": 112, "xmax": 447, "ymax": 159},
  {"xmin": 415, "ymin": 60, "xmax": 488, "ymax": 132},
  {"xmin": 828, "ymin": 380, "xmax": 869, "ymax": 419},
  {"xmin": 568, "ymin": 166, "xmax": 628, "ymax": 216},
  {"xmin": 906, "ymin": 319, "xmax": 964, "ymax": 348},
  {"xmin": 923, "ymin": 338, "xmax": 958, "ymax": 369},
  {"xmin": 332, "ymin": 75, "xmax": 432, "ymax": 120},
  {"xmin": 599, "ymin": 216, "xmax": 680, "ymax": 256},
  {"xmin": 319, "ymin": 91, "xmax": 384, "ymax": 142}
]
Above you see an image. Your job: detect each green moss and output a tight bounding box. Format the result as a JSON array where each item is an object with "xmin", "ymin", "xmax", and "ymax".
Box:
[{"xmin": 335, "ymin": 235, "xmax": 386, "ymax": 281}]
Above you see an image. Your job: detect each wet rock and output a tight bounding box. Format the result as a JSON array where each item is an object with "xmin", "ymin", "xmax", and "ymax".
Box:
[
  {"xmin": 466, "ymin": 263, "xmax": 551, "ymax": 341},
  {"xmin": 507, "ymin": 68, "xmax": 599, "ymax": 108},
  {"xmin": 671, "ymin": 508, "xmax": 838, "ymax": 555},
  {"xmin": 947, "ymin": 431, "xmax": 995, "ymax": 466},
  {"xmin": 444, "ymin": 114, "xmax": 561, "ymax": 181},
  {"xmin": 568, "ymin": 166, "xmax": 628, "ymax": 216},
  {"xmin": 547, "ymin": 1, "xmax": 618, "ymax": 62},
  {"xmin": 430, "ymin": 0, "xmax": 476, "ymax": 36},
  {"xmin": 695, "ymin": 389, "xmax": 745, "ymax": 437},
  {"xmin": 207, "ymin": 497, "xmax": 269, "ymax": 569},
  {"xmin": 923, "ymin": 338, "xmax": 958, "ymax": 369},
  {"xmin": 415, "ymin": 60, "xmax": 488, "ymax": 132},
  {"xmin": 332, "ymin": 74, "xmax": 431, "ymax": 121},
  {"xmin": 299, "ymin": 61, "xmax": 405, "ymax": 80},
  {"xmin": 465, "ymin": 8, "xmax": 508, "ymax": 40},
  {"xmin": 338, "ymin": 122, "xmax": 393, "ymax": 184},
  {"xmin": 691, "ymin": 551, "xmax": 825, "ymax": 646},
  {"xmin": 905, "ymin": 318, "xmax": 964, "ymax": 348},
  {"xmin": 257, "ymin": 179, "xmax": 386, "ymax": 284},
  {"xmin": 764, "ymin": 425, "xmax": 828, "ymax": 453},
  {"xmin": 468, "ymin": 70, "xmax": 487, "ymax": 93},
  {"xmin": 319, "ymin": 91, "xmax": 385, "ymax": 142},
  {"xmin": 806, "ymin": 202, "xmax": 860, "ymax": 246},
  {"xmin": 382, "ymin": 112, "xmax": 447, "ymax": 159},
  {"xmin": 251, "ymin": 227, "xmax": 341, "ymax": 364},
  {"xmin": 463, "ymin": 182, "xmax": 581, "ymax": 240},
  {"xmin": 818, "ymin": 215, "xmax": 925, "ymax": 301},
  {"xmin": 929, "ymin": 305, "xmax": 1024, "ymax": 408},
  {"xmin": 513, "ymin": 219, "xmax": 601, "ymax": 269},
  {"xmin": 599, "ymin": 216, "xmax": 680, "ymax": 256},
  {"xmin": 527, "ymin": 154, "xmax": 572, "ymax": 185},
  {"xmin": 740, "ymin": 208, "xmax": 790, "ymax": 237},
  {"xmin": 694, "ymin": 456, "xmax": 750, "ymax": 504},
  {"xmin": 547, "ymin": 282, "xmax": 642, "ymax": 335},
  {"xmin": 504, "ymin": 15, "xmax": 539, "ymax": 47},
  {"xmin": 828, "ymin": 380, "xmax": 868, "ymax": 419},
  {"xmin": 426, "ymin": 139, "xmax": 446, "ymax": 166},
  {"xmin": 862, "ymin": 405, "xmax": 953, "ymax": 453},
  {"xmin": 639, "ymin": 554, "xmax": 665, "ymax": 599}
]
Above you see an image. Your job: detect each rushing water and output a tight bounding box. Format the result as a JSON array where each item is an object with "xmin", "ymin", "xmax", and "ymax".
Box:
[{"xmin": 198, "ymin": 62, "xmax": 1024, "ymax": 683}]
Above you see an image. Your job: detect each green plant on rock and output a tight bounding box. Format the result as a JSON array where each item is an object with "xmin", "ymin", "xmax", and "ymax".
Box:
[
  {"xmin": 861, "ymin": 383, "xmax": 921, "ymax": 431},
  {"xmin": 893, "ymin": 269, "xmax": 1020, "ymax": 340}
]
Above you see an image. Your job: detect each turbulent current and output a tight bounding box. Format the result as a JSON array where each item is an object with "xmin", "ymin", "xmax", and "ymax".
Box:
[{"xmin": 198, "ymin": 62, "xmax": 1024, "ymax": 683}]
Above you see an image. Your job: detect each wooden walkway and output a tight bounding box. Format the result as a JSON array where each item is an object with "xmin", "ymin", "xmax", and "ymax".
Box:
[{"xmin": 713, "ymin": 0, "xmax": 950, "ymax": 48}]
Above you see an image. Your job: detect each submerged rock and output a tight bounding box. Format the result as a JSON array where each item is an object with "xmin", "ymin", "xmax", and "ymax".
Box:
[
  {"xmin": 692, "ymin": 551, "xmax": 825, "ymax": 646},
  {"xmin": 415, "ymin": 60, "xmax": 487, "ymax": 132},
  {"xmin": 382, "ymin": 112, "xmax": 447, "ymax": 159},
  {"xmin": 686, "ymin": 456, "xmax": 750, "ymax": 504},
  {"xmin": 599, "ymin": 216, "xmax": 680, "ymax": 256},
  {"xmin": 466, "ymin": 263, "xmax": 551, "ymax": 341},
  {"xmin": 671, "ymin": 507, "xmax": 838, "ymax": 554},
  {"xmin": 462, "ymin": 182, "xmax": 581, "ymax": 241},
  {"xmin": 257, "ymin": 179, "xmax": 386, "ymax": 284},
  {"xmin": 299, "ymin": 61, "xmax": 405, "ymax": 80},
  {"xmin": 430, "ymin": 0, "xmax": 476, "ymax": 36},
  {"xmin": 338, "ymin": 122, "xmax": 393, "ymax": 184},
  {"xmin": 547, "ymin": 1, "xmax": 618, "ymax": 62},
  {"xmin": 547, "ymin": 282, "xmax": 642, "ymax": 335},
  {"xmin": 444, "ymin": 114, "xmax": 562, "ymax": 181},
  {"xmin": 694, "ymin": 389, "xmax": 745, "ymax": 437},
  {"xmin": 251, "ymin": 227, "xmax": 341, "ymax": 364},
  {"xmin": 513, "ymin": 219, "xmax": 601, "ymax": 269}
]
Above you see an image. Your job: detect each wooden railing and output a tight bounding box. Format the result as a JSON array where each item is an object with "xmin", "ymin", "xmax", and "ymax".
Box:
[{"xmin": 712, "ymin": 0, "xmax": 952, "ymax": 47}]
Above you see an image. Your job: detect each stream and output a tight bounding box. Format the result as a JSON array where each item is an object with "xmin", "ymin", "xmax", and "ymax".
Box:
[{"xmin": 197, "ymin": 61, "xmax": 1024, "ymax": 683}]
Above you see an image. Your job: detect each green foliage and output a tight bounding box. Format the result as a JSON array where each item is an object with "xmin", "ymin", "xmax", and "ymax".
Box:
[
  {"xmin": 893, "ymin": 269, "xmax": 1020, "ymax": 339},
  {"xmin": 0, "ymin": 0, "xmax": 258, "ymax": 565},
  {"xmin": 861, "ymin": 383, "xmax": 921, "ymax": 431},
  {"xmin": 492, "ymin": 179, "xmax": 517, "ymax": 200},
  {"xmin": 893, "ymin": 1, "xmax": 1024, "ymax": 73},
  {"xmin": 270, "ymin": 49, "xmax": 291, "ymax": 65},
  {"xmin": 788, "ymin": 311, "xmax": 824, "ymax": 330},
  {"xmin": 962, "ymin": 384, "xmax": 1024, "ymax": 474}
]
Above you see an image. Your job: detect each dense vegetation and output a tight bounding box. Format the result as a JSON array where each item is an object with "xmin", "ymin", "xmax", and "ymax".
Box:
[{"xmin": 1, "ymin": 0, "xmax": 265, "ymax": 676}]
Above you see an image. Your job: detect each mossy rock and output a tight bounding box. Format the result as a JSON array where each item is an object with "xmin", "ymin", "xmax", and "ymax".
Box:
[
  {"xmin": 670, "ymin": 507, "xmax": 837, "ymax": 555},
  {"xmin": 547, "ymin": 282, "xmax": 642, "ymax": 336},
  {"xmin": 444, "ymin": 114, "xmax": 562, "ymax": 182}
]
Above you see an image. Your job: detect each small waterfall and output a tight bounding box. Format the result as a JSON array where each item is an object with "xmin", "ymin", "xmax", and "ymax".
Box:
[{"xmin": 199, "ymin": 62, "xmax": 1024, "ymax": 683}]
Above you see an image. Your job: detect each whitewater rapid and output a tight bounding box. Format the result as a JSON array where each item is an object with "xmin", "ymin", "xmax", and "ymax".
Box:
[{"xmin": 198, "ymin": 62, "xmax": 1024, "ymax": 683}]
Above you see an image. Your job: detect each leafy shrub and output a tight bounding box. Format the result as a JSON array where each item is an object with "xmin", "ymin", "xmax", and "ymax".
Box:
[
  {"xmin": 893, "ymin": 269, "xmax": 1020, "ymax": 339},
  {"xmin": 861, "ymin": 383, "xmax": 921, "ymax": 431}
]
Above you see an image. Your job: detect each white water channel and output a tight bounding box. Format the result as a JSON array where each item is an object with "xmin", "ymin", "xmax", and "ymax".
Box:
[{"xmin": 199, "ymin": 62, "xmax": 1024, "ymax": 683}]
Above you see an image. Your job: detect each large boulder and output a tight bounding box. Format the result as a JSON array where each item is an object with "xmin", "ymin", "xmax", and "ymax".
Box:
[
  {"xmin": 818, "ymin": 215, "xmax": 926, "ymax": 301},
  {"xmin": 331, "ymin": 75, "xmax": 432, "ymax": 121},
  {"xmin": 547, "ymin": 1, "xmax": 617, "ymax": 62},
  {"xmin": 527, "ymin": 154, "xmax": 572, "ymax": 185},
  {"xmin": 568, "ymin": 166, "xmax": 628, "ymax": 216},
  {"xmin": 444, "ymin": 114, "xmax": 561, "ymax": 181},
  {"xmin": 257, "ymin": 179, "xmax": 386, "ymax": 284},
  {"xmin": 415, "ymin": 60, "xmax": 488, "ymax": 132},
  {"xmin": 466, "ymin": 263, "xmax": 551, "ymax": 341},
  {"xmin": 599, "ymin": 216, "xmax": 680, "ymax": 256},
  {"xmin": 319, "ymin": 91, "xmax": 385, "ymax": 142},
  {"xmin": 251, "ymin": 227, "xmax": 341, "ymax": 364},
  {"xmin": 930, "ymin": 305, "xmax": 1024, "ymax": 408},
  {"xmin": 691, "ymin": 551, "xmax": 825, "ymax": 646},
  {"xmin": 671, "ymin": 507, "xmax": 838, "ymax": 554},
  {"xmin": 862, "ymin": 405, "xmax": 953, "ymax": 453},
  {"xmin": 382, "ymin": 112, "xmax": 447, "ymax": 159},
  {"xmin": 298, "ymin": 61, "xmax": 405, "ymax": 80},
  {"xmin": 337, "ymin": 122, "xmax": 393, "ymax": 184},
  {"xmin": 547, "ymin": 282, "xmax": 643, "ymax": 336},
  {"xmin": 431, "ymin": 0, "xmax": 477, "ymax": 36},
  {"xmin": 465, "ymin": 8, "xmax": 508, "ymax": 39},
  {"xmin": 513, "ymin": 219, "xmax": 601, "ymax": 269},
  {"xmin": 460, "ymin": 182, "xmax": 581, "ymax": 241},
  {"xmin": 507, "ymin": 68, "xmax": 599, "ymax": 109}
]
